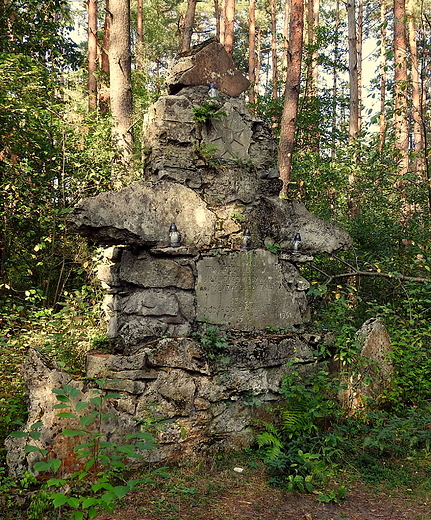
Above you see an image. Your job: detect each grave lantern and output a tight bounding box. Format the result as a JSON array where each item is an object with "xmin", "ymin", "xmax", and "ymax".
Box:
[
  {"xmin": 169, "ymin": 223, "xmax": 181, "ymax": 247},
  {"xmin": 292, "ymin": 232, "xmax": 302, "ymax": 251},
  {"xmin": 241, "ymin": 228, "xmax": 251, "ymax": 250}
]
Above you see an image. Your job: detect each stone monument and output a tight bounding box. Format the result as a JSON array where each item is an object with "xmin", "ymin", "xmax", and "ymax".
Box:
[{"xmin": 6, "ymin": 40, "xmax": 352, "ymax": 478}]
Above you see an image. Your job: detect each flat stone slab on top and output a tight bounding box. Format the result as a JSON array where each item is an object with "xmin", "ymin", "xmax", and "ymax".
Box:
[
  {"xmin": 167, "ymin": 40, "xmax": 250, "ymax": 97},
  {"xmin": 196, "ymin": 249, "xmax": 309, "ymax": 330}
]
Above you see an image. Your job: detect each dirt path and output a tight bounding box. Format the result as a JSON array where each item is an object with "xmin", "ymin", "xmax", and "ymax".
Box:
[{"xmin": 98, "ymin": 462, "xmax": 431, "ymax": 520}]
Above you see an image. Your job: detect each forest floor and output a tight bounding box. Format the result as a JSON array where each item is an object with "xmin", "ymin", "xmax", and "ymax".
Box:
[{"xmin": 98, "ymin": 455, "xmax": 431, "ymax": 520}]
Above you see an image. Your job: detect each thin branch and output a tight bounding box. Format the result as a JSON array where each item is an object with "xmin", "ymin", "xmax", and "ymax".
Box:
[{"xmin": 311, "ymin": 266, "xmax": 431, "ymax": 286}]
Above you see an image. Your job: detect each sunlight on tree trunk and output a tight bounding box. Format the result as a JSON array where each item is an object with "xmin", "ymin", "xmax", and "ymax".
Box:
[
  {"xmin": 270, "ymin": 0, "xmax": 278, "ymax": 101},
  {"xmin": 393, "ymin": 0, "xmax": 409, "ymax": 178},
  {"xmin": 87, "ymin": 0, "xmax": 97, "ymax": 112},
  {"xmin": 282, "ymin": 1, "xmax": 290, "ymax": 82},
  {"xmin": 248, "ymin": 0, "xmax": 256, "ymax": 107},
  {"xmin": 179, "ymin": 0, "xmax": 197, "ymax": 52},
  {"xmin": 223, "ymin": 0, "xmax": 235, "ymax": 56},
  {"xmin": 331, "ymin": 0, "xmax": 340, "ymax": 159},
  {"xmin": 109, "ymin": 0, "xmax": 133, "ymax": 172},
  {"xmin": 278, "ymin": 0, "xmax": 304, "ymax": 198},
  {"xmin": 347, "ymin": 0, "xmax": 359, "ymax": 142},
  {"xmin": 407, "ymin": 0, "xmax": 424, "ymax": 174},
  {"xmin": 379, "ymin": 0, "xmax": 387, "ymax": 153}
]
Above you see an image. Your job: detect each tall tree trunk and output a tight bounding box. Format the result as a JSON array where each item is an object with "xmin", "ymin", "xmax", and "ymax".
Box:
[
  {"xmin": 215, "ymin": 0, "xmax": 221, "ymax": 41},
  {"xmin": 223, "ymin": 0, "xmax": 235, "ymax": 56},
  {"xmin": 278, "ymin": 0, "xmax": 304, "ymax": 197},
  {"xmin": 347, "ymin": 0, "xmax": 359, "ymax": 141},
  {"xmin": 255, "ymin": 25, "xmax": 262, "ymax": 98},
  {"xmin": 109, "ymin": 0, "xmax": 133, "ymax": 169},
  {"xmin": 248, "ymin": 0, "xmax": 256, "ymax": 106},
  {"xmin": 407, "ymin": 0, "xmax": 424, "ymax": 173},
  {"xmin": 88, "ymin": 0, "xmax": 98, "ymax": 112},
  {"xmin": 270, "ymin": 0, "xmax": 278, "ymax": 100},
  {"xmin": 306, "ymin": 0, "xmax": 319, "ymax": 97},
  {"xmin": 379, "ymin": 0, "xmax": 387, "ymax": 152},
  {"xmin": 179, "ymin": 0, "xmax": 197, "ymax": 52},
  {"xmin": 331, "ymin": 0, "xmax": 340, "ymax": 159},
  {"xmin": 282, "ymin": 1, "xmax": 290, "ymax": 81},
  {"xmin": 357, "ymin": 0, "xmax": 363, "ymax": 134},
  {"xmin": 393, "ymin": 0, "xmax": 409, "ymax": 177},
  {"xmin": 99, "ymin": 2, "xmax": 111, "ymax": 115},
  {"xmin": 136, "ymin": 0, "xmax": 143, "ymax": 68},
  {"xmin": 218, "ymin": 0, "xmax": 225, "ymax": 45}
]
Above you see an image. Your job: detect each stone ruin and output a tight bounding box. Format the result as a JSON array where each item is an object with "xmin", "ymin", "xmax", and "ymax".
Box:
[{"xmin": 6, "ymin": 41, "xmax": 355, "ymax": 478}]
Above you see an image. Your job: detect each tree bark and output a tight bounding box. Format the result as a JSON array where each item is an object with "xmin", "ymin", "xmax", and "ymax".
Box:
[
  {"xmin": 379, "ymin": 0, "xmax": 387, "ymax": 152},
  {"xmin": 248, "ymin": 0, "xmax": 256, "ymax": 106},
  {"xmin": 282, "ymin": 0, "xmax": 290, "ymax": 81},
  {"xmin": 88, "ymin": 0, "xmax": 98, "ymax": 112},
  {"xmin": 393, "ymin": 0, "xmax": 409, "ymax": 176},
  {"xmin": 215, "ymin": 0, "xmax": 221, "ymax": 41},
  {"xmin": 270, "ymin": 0, "xmax": 278, "ymax": 100},
  {"xmin": 278, "ymin": 0, "xmax": 304, "ymax": 197},
  {"xmin": 347, "ymin": 0, "xmax": 359, "ymax": 141},
  {"xmin": 407, "ymin": 0, "xmax": 424, "ymax": 173},
  {"xmin": 357, "ymin": 0, "xmax": 363, "ymax": 134},
  {"xmin": 223, "ymin": 0, "xmax": 235, "ymax": 56},
  {"xmin": 179, "ymin": 0, "xmax": 197, "ymax": 52},
  {"xmin": 109, "ymin": 0, "xmax": 133, "ymax": 169},
  {"xmin": 331, "ymin": 0, "xmax": 340, "ymax": 159}
]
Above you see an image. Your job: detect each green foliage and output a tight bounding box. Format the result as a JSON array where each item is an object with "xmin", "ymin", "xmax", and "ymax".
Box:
[
  {"xmin": 9, "ymin": 380, "xmax": 168, "ymax": 519},
  {"xmin": 192, "ymin": 103, "xmax": 226, "ymax": 124},
  {"xmin": 265, "ymin": 243, "xmax": 281, "ymax": 255},
  {"xmin": 193, "ymin": 322, "xmax": 230, "ymax": 361}
]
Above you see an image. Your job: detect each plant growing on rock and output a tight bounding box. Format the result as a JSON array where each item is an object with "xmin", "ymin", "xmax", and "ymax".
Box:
[{"xmin": 10, "ymin": 380, "xmax": 168, "ymax": 520}]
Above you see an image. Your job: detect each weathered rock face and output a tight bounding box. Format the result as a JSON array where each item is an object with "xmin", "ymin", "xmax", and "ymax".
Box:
[
  {"xmin": 7, "ymin": 339, "xmax": 317, "ymax": 478},
  {"xmin": 338, "ymin": 318, "xmax": 394, "ymax": 414},
  {"xmin": 166, "ymin": 40, "xmax": 250, "ymax": 96},
  {"xmin": 8, "ymin": 40, "xmax": 354, "ymax": 478}
]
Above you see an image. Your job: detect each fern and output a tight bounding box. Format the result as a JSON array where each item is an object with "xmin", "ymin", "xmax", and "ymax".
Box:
[{"xmin": 256, "ymin": 422, "xmax": 283, "ymax": 460}]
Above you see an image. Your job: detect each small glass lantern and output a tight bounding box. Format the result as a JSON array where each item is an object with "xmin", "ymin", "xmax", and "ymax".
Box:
[
  {"xmin": 169, "ymin": 223, "xmax": 181, "ymax": 248},
  {"xmin": 241, "ymin": 228, "xmax": 252, "ymax": 250},
  {"xmin": 292, "ymin": 232, "xmax": 302, "ymax": 252},
  {"xmin": 208, "ymin": 82, "xmax": 218, "ymax": 98}
]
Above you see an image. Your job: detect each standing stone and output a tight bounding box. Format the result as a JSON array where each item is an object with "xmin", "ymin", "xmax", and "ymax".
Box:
[{"xmin": 339, "ymin": 318, "xmax": 393, "ymax": 414}]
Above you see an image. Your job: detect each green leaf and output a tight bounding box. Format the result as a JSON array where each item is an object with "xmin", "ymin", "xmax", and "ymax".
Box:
[
  {"xmin": 81, "ymin": 497, "xmax": 97, "ymax": 508},
  {"xmin": 52, "ymin": 493, "xmax": 69, "ymax": 507},
  {"xmin": 47, "ymin": 478, "xmax": 67, "ymax": 487},
  {"xmin": 67, "ymin": 497, "xmax": 81, "ymax": 508},
  {"xmin": 25, "ymin": 445, "xmax": 42, "ymax": 453},
  {"xmin": 72, "ymin": 512, "xmax": 84, "ymax": 520},
  {"xmin": 34, "ymin": 461, "xmax": 51, "ymax": 472},
  {"xmin": 92, "ymin": 482, "xmax": 113, "ymax": 493},
  {"xmin": 113, "ymin": 485, "xmax": 130, "ymax": 499},
  {"xmin": 30, "ymin": 421, "xmax": 43, "ymax": 430},
  {"xmin": 89, "ymin": 396, "xmax": 102, "ymax": 407},
  {"xmin": 9, "ymin": 431, "xmax": 28, "ymax": 438},
  {"xmin": 88, "ymin": 507, "xmax": 98, "ymax": 519},
  {"xmin": 80, "ymin": 415, "xmax": 95, "ymax": 427},
  {"xmin": 75, "ymin": 401, "xmax": 89, "ymax": 411},
  {"xmin": 29, "ymin": 431, "xmax": 42, "ymax": 440},
  {"xmin": 62, "ymin": 429, "xmax": 85, "ymax": 437},
  {"xmin": 57, "ymin": 412, "xmax": 77, "ymax": 419},
  {"xmin": 104, "ymin": 393, "xmax": 121, "ymax": 399}
]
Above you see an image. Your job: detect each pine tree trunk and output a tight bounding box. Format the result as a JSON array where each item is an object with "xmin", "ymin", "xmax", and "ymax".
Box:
[
  {"xmin": 282, "ymin": 1, "xmax": 290, "ymax": 82},
  {"xmin": 215, "ymin": 0, "xmax": 221, "ymax": 41},
  {"xmin": 331, "ymin": 0, "xmax": 340, "ymax": 159},
  {"xmin": 88, "ymin": 0, "xmax": 98, "ymax": 112},
  {"xmin": 347, "ymin": 0, "xmax": 359, "ymax": 140},
  {"xmin": 248, "ymin": 0, "xmax": 256, "ymax": 106},
  {"xmin": 136, "ymin": 0, "xmax": 143, "ymax": 68},
  {"xmin": 179, "ymin": 0, "xmax": 197, "ymax": 52},
  {"xmin": 357, "ymin": 0, "xmax": 363, "ymax": 134},
  {"xmin": 223, "ymin": 0, "xmax": 235, "ymax": 56},
  {"xmin": 278, "ymin": 0, "xmax": 304, "ymax": 197},
  {"xmin": 393, "ymin": 0, "xmax": 409, "ymax": 177},
  {"xmin": 407, "ymin": 0, "xmax": 424, "ymax": 173},
  {"xmin": 379, "ymin": 0, "xmax": 387, "ymax": 152},
  {"xmin": 270, "ymin": 0, "xmax": 278, "ymax": 100},
  {"xmin": 109, "ymin": 0, "xmax": 133, "ymax": 169}
]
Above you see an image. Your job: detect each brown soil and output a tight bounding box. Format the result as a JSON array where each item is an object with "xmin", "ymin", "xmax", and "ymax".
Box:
[{"xmin": 98, "ymin": 459, "xmax": 431, "ymax": 520}]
